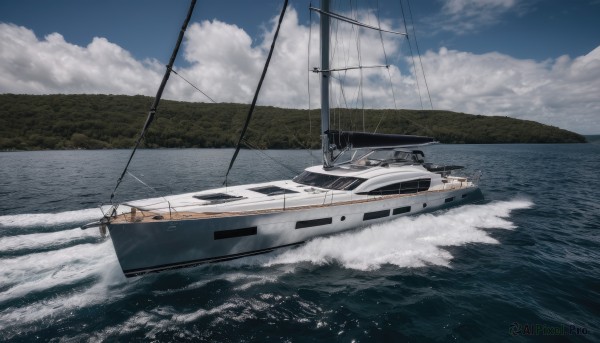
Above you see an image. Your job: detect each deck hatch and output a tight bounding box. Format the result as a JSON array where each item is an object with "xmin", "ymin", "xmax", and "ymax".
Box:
[
  {"xmin": 214, "ymin": 227, "xmax": 257, "ymax": 240},
  {"xmin": 295, "ymin": 217, "xmax": 333, "ymax": 229},
  {"xmin": 249, "ymin": 185, "xmax": 299, "ymax": 196},
  {"xmin": 393, "ymin": 206, "xmax": 411, "ymax": 215},
  {"xmin": 363, "ymin": 209, "xmax": 390, "ymax": 221},
  {"xmin": 193, "ymin": 193, "xmax": 244, "ymax": 204}
]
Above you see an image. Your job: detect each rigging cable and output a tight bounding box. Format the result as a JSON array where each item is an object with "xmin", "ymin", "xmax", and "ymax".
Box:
[
  {"xmin": 223, "ymin": 0, "xmax": 289, "ymax": 185},
  {"xmin": 373, "ymin": 0, "xmax": 400, "ymax": 133},
  {"xmin": 109, "ymin": 0, "xmax": 197, "ymax": 203},
  {"xmin": 309, "ymin": 5, "xmax": 407, "ymax": 35},
  {"xmin": 331, "ymin": 3, "xmax": 352, "ymax": 130},
  {"xmin": 406, "ymin": 0, "xmax": 433, "ymax": 109},
  {"xmin": 349, "ymin": 1, "xmax": 367, "ymax": 132},
  {"xmin": 169, "ymin": 68, "xmax": 217, "ymax": 103},
  {"xmin": 399, "ymin": 0, "xmax": 424, "ymax": 110},
  {"xmin": 307, "ymin": 3, "xmax": 313, "ymax": 136},
  {"xmin": 304, "ymin": 3, "xmax": 319, "ymax": 164},
  {"xmin": 242, "ymin": 139, "xmax": 300, "ymax": 176},
  {"xmin": 330, "ymin": 4, "xmax": 340, "ymax": 131}
]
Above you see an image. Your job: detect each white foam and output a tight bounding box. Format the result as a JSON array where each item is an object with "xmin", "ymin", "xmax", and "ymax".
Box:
[
  {"xmin": 0, "ymin": 241, "xmax": 119, "ymax": 300},
  {"xmin": 0, "ymin": 208, "xmax": 106, "ymax": 228},
  {"xmin": 174, "ymin": 296, "xmax": 270, "ymax": 323},
  {"xmin": 0, "ymin": 227, "xmax": 98, "ymax": 252},
  {"xmin": 262, "ymin": 199, "xmax": 533, "ymax": 270},
  {"xmin": 174, "ymin": 301, "xmax": 242, "ymax": 323},
  {"xmin": 0, "ymin": 274, "xmax": 122, "ymax": 337},
  {"xmin": 0, "ymin": 240, "xmax": 128, "ymax": 335},
  {"xmin": 76, "ymin": 297, "xmax": 267, "ymax": 340},
  {"xmin": 223, "ymin": 273, "xmax": 278, "ymax": 291},
  {"xmin": 0, "ymin": 198, "xmax": 533, "ymax": 336}
]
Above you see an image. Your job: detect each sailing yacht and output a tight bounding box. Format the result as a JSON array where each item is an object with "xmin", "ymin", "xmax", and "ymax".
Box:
[{"xmin": 83, "ymin": 0, "xmax": 483, "ymax": 277}]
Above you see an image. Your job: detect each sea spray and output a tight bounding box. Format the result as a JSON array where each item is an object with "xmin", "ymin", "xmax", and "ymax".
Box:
[
  {"xmin": 0, "ymin": 208, "xmax": 107, "ymax": 228},
  {"xmin": 261, "ymin": 199, "xmax": 533, "ymax": 270},
  {"xmin": 0, "ymin": 227, "xmax": 98, "ymax": 252},
  {"xmin": 0, "ymin": 198, "xmax": 533, "ymax": 337}
]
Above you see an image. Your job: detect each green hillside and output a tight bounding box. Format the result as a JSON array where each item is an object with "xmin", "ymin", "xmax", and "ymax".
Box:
[{"xmin": 0, "ymin": 94, "xmax": 586, "ymax": 150}]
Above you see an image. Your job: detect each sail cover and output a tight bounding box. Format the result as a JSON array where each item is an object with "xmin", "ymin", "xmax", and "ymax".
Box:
[{"xmin": 327, "ymin": 130, "xmax": 435, "ymax": 149}]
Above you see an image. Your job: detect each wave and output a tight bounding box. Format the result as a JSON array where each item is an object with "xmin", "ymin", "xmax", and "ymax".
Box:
[
  {"xmin": 0, "ymin": 227, "xmax": 99, "ymax": 253},
  {"xmin": 0, "ymin": 241, "xmax": 119, "ymax": 297},
  {"xmin": 0, "ymin": 208, "xmax": 106, "ymax": 228},
  {"xmin": 0, "ymin": 198, "xmax": 532, "ymax": 337},
  {"xmin": 259, "ymin": 199, "xmax": 534, "ymax": 270},
  {"xmin": 0, "ymin": 239, "xmax": 126, "ymax": 337}
]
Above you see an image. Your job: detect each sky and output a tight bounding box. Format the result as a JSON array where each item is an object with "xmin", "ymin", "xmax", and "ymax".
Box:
[{"xmin": 1, "ymin": 0, "xmax": 599, "ymax": 134}]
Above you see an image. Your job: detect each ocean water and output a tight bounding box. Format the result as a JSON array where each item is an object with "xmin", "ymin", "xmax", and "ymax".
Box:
[{"xmin": 0, "ymin": 144, "xmax": 599, "ymax": 342}]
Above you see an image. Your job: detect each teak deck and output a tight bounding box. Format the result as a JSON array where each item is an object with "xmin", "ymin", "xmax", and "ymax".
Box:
[{"xmin": 112, "ymin": 183, "xmax": 471, "ymax": 225}]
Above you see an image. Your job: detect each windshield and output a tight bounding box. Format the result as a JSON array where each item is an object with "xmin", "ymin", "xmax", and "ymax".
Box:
[{"xmin": 293, "ymin": 171, "xmax": 365, "ymax": 190}]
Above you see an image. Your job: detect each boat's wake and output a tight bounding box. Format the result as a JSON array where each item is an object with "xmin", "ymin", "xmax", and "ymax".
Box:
[
  {"xmin": 0, "ymin": 207, "xmax": 107, "ymax": 229},
  {"xmin": 238, "ymin": 198, "xmax": 534, "ymax": 270},
  {"xmin": 0, "ymin": 199, "xmax": 532, "ymax": 338}
]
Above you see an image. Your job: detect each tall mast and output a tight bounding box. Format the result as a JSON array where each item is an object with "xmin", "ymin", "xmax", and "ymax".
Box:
[{"xmin": 320, "ymin": 0, "xmax": 333, "ymax": 168}]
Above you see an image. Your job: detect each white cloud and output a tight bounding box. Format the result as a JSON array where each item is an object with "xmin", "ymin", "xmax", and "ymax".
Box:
[
  {"xmin": 0, "ymin": 6, "xmax": 599, "ymax": 134},
  {"xmin": 0, "ymin": 23, "xmax": 162, "ymax": 95},
  {"xmin": 429, "ymin": 0, "xmax": 530, "ymax": 35},
  {"xmin": 443, "ymin": 0, "xmax": 517, "ymax": 14},
  {"xmin": 420, "ymin": 46, "xmax": 600, "ymax": 133}
]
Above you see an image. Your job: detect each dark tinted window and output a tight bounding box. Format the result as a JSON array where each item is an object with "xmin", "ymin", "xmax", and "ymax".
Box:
[
  {"xmin": 214, "ymin": 227, "xmax": 257, "ymax": 240},
  {"xmin": 293, "ymin": 171, "xmax": 366, "ymax": 190},
  {"xmin": 363, "ymin": 210, "xmax": 390, "ymax": 221},
  {"xmin": 358, "ymin": 178, "xmax": 431, "ymax": 196},
  {"xmin": 393, "ymin": 206, "xmax": 411, "ymax": 215},
  {"xmin": 296, "ymin": 217, "xmax": 333, "ymax": 229},
  {"xmin": 400, "ymin": 179, "xmax": 431, "ymax": 194}
]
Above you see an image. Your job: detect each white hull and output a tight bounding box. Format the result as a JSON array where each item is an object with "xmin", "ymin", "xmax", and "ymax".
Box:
[{"xmin": 108, "ymin": 185, "xmax": 482, "ymax": 277}]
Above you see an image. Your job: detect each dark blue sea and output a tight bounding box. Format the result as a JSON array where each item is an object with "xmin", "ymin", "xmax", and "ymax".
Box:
[{"xmin": 0, "ymin": 144, "xmax": 599, "ymax": 342}]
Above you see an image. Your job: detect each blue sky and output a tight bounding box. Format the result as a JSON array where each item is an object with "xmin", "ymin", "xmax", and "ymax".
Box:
[
  {"xmin": 3, "ymin": 0, "xmax": 599, "ymax": 62},
  {"xmin": 1, "ymin": 0, "xmax": 599, "ymax": 134}
]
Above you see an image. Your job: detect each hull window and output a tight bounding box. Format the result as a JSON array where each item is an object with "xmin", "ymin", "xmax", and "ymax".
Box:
[
  {"xmin": 462, "ymin": 193, "xmax": 469, "ymax": 198},
  {"xmin": 445, "ymin": 197, "xmax": 455, "ymax": 203},
  {"xmin": 363, "ymin": 210, "xmax": 390, "ymax": 221},
  {"xmin": 295, "ymin": 217, "xmax": 333, "ymax": 229},
  {"xmin": 214, "ymin": 227, "xmax": 257, "ymax": 240},
  {"xmin": 393, "ymin": 206, "xmax": 411, "ymax": 215}
]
